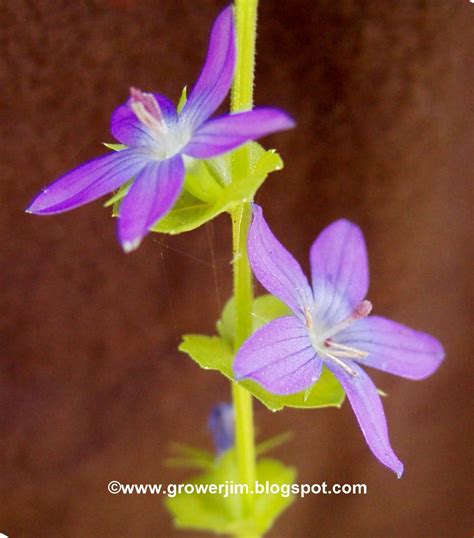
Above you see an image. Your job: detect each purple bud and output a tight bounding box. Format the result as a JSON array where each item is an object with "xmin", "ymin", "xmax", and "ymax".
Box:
[{"xmin": 208, "ymin": 403, "xmax": 234, "ymax": 454}]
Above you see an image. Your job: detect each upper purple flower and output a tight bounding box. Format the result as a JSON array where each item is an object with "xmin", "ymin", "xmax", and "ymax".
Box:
[
  {"xmin": 26, "ymin": 6, "xmax": 294, "ymax": 252},
  {"xmin": 233, "ymin": 205, "xmax": 445, "ymax": 477}
]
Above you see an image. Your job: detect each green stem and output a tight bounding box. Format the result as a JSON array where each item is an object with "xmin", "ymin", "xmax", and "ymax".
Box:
[
  {"xmin": 231, "ymin": 0, "xmax": 258, "ymax": 177},
  {"xmin": 231, "ymin": 202, "xmax": 255, "ymax": 499},
  {"xmin": 231, "ymin": 0, "xmax": 257, "ymax": 112},
  {"xmin": 231, "ymin": 202, "xmax": 257, "ymax": 531},
  {"xmin": 230, "ymin": 0, "xmax": 259, "ymax": 532}
]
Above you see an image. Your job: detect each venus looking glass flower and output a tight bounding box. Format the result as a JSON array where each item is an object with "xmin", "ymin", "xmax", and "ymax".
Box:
[
  {"xmin": 233, "ymin": 205, "xmax": 445, "ymax": 476},
  {"xmin": 26, "ymin": 6, "xmax": 294, "ymax": 252}
]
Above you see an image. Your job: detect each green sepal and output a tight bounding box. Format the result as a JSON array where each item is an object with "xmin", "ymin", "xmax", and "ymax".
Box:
[
  {"xmin": 152, "ymin": 143, "xmax": 283, "ymax": 235},
  {"xmin": 165, "ymin": 449, "xmax": 296, "ymax": 536},
  {"xmin": 102, "ymin": 141, "xmax": 282, "ymax": 233},
  {"xmin": 177, "ymin": 86, "xmax": 187, "ymax": 114},
  {"xmin": 165, "ymin": 443, "xmax": 214, "ymax": 471},
  {"xmin": 217, "ymin": 294, "xmax": 291, "ymax": 346},
  {"xmin": 165, "ymin": 432, "xmax": 292, "ymax": 471},
  {"xmin": 181, "ymin": 157, "xmax": 224, "ymax": 203},
  {"xmin": 101, "ymin": 142, "xmax": 130, "ymax": 213},
  {"xmin": 255, "ymin": 432, "xmax": 292, "ymax": 456},
  {"xmin": 179, "ymin": 295, "xmax": 345, "ymax": 411},
  {"xmin": 104, "ymin": 180, "xmax": 132, "ymax": 212},
  {"xmin": 102, "ymin": 142, "xmax": 127, "ymax": 151}
]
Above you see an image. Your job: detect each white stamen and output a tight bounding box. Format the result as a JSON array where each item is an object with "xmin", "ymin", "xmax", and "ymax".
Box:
[
  {"xmin": 304, "ymin": 305, "xmax": 313, "ymax": 330},
  {"xmin": 324, "ymin": 340, "xmax": 369, "ymax": 359},
  {"xmin": 325, "ymin": 353, "xmax": 359, "ymax": 377}
]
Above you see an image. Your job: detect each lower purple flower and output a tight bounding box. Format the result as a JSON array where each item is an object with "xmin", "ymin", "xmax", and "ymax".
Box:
[
  {"xmin": 26, "ymin": 6, "xmax": 294, "ymax": 252},
  {"xmin": 233, "ymin": 205, "xmax": 445, "ymax": 477}
]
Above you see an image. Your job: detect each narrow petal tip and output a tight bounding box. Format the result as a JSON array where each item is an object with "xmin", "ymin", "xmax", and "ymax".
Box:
[
  {"xmin": 280, "ymin": 112, "xmax": 296, "ymax": 130},
  {"xmin": 396, "ymin": 463, "xmax": 404, "ymax": 479},
  {"xmin": 25, "ymin": 192, "xmax": 48, "ymax": 215},
  {"xmin": 122, "ymin": 238, "xmax": 142, "ymax": 253},
  {"xmin": 26, "ymin": 191, "xmax": 52, "ymax": 214}
]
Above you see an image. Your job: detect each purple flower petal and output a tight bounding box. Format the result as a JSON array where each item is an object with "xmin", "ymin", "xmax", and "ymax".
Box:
[
  {"xmin": 326, "ymin": 359, "xmax": 404, "ymax": 477},
  {"xmin": 110, "ymin": 94, "xmax": 177, "ymax": 147},
  {"xmin": 248, "ymin": 205, "xmax": 314, "ymax": 320},
  {"xmin": 336, "ymin": 316, "xmax": 445, "ymax": 380},
  {"xmin": 180, "ymin": 6, "xmax": 235, "ymax": 130},
  {"xmin": 182, "ymin": 108, "xmax": 295, "ymax": 159},
  {"xmin": 26, "ymin": 149, "xmax": 149, "ymax": 215},
  {"xmin": 310, "ymin": 219, "xmax": 369, "ymax": 327},
  {"xmin": 233, "ymin": 316, "xmax": 322, "ymax": 395},
  {"xmin": 118, "ymin": 155, "xmax": 184, "ymax": 252}
]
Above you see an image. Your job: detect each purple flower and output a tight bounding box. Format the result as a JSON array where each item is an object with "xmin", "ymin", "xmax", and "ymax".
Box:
[
  {"xmin": 233, "ymin": 205, "xmax": 445, "ymax": 477},
  {"xmin": 26, "ymin": 7, "xmax": 294, "ymax": 252},
  {"xmin": 208, "ymin": 403, "xmax": 234, "ymax": 454}
]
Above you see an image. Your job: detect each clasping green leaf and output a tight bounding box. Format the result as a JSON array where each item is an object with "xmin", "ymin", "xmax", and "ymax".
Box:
[{"xmin": 179, "ymin": 295, "xmax": 345, "ymax": 411}]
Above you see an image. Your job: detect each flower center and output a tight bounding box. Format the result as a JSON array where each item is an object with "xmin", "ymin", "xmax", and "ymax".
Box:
[
  {"xmin": 129, "ymin": 87, "xmax": 189, "ymax": 158},
  {"xmin": 305, "ymin": 300, "xmax": 372, "ymax": 377}
]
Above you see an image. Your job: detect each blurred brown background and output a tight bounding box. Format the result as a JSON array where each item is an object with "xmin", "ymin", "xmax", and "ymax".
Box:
[{"xmin": 1, "ymin": 0, "xmax": 473, "ymax": 536}]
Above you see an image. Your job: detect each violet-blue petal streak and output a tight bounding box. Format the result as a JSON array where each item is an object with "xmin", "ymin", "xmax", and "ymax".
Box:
[
  {"xmin": 310, "ymin": 218, "xmax": 369, "ymax": 327},
  {"xmin": 234, "ymin": 316, "xmax": 322, "ymax": 395},
  {"xmin": 248, "ymin": 205, "xmax": 314, "ymax": 321},
  {"xmin": 180, "ymin": 6, "xmax": 236, "ymax": 129},
  {"xmin": 26, "ymin": 149, "xmax": 150, "ymax": 215},
  {"xmin": 183, "ymin": 108, "xmax": 295, "ymax": 159},
  {"xmin": 336, "ymin": 316, "xmax": 445, "ymax": 380}
]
